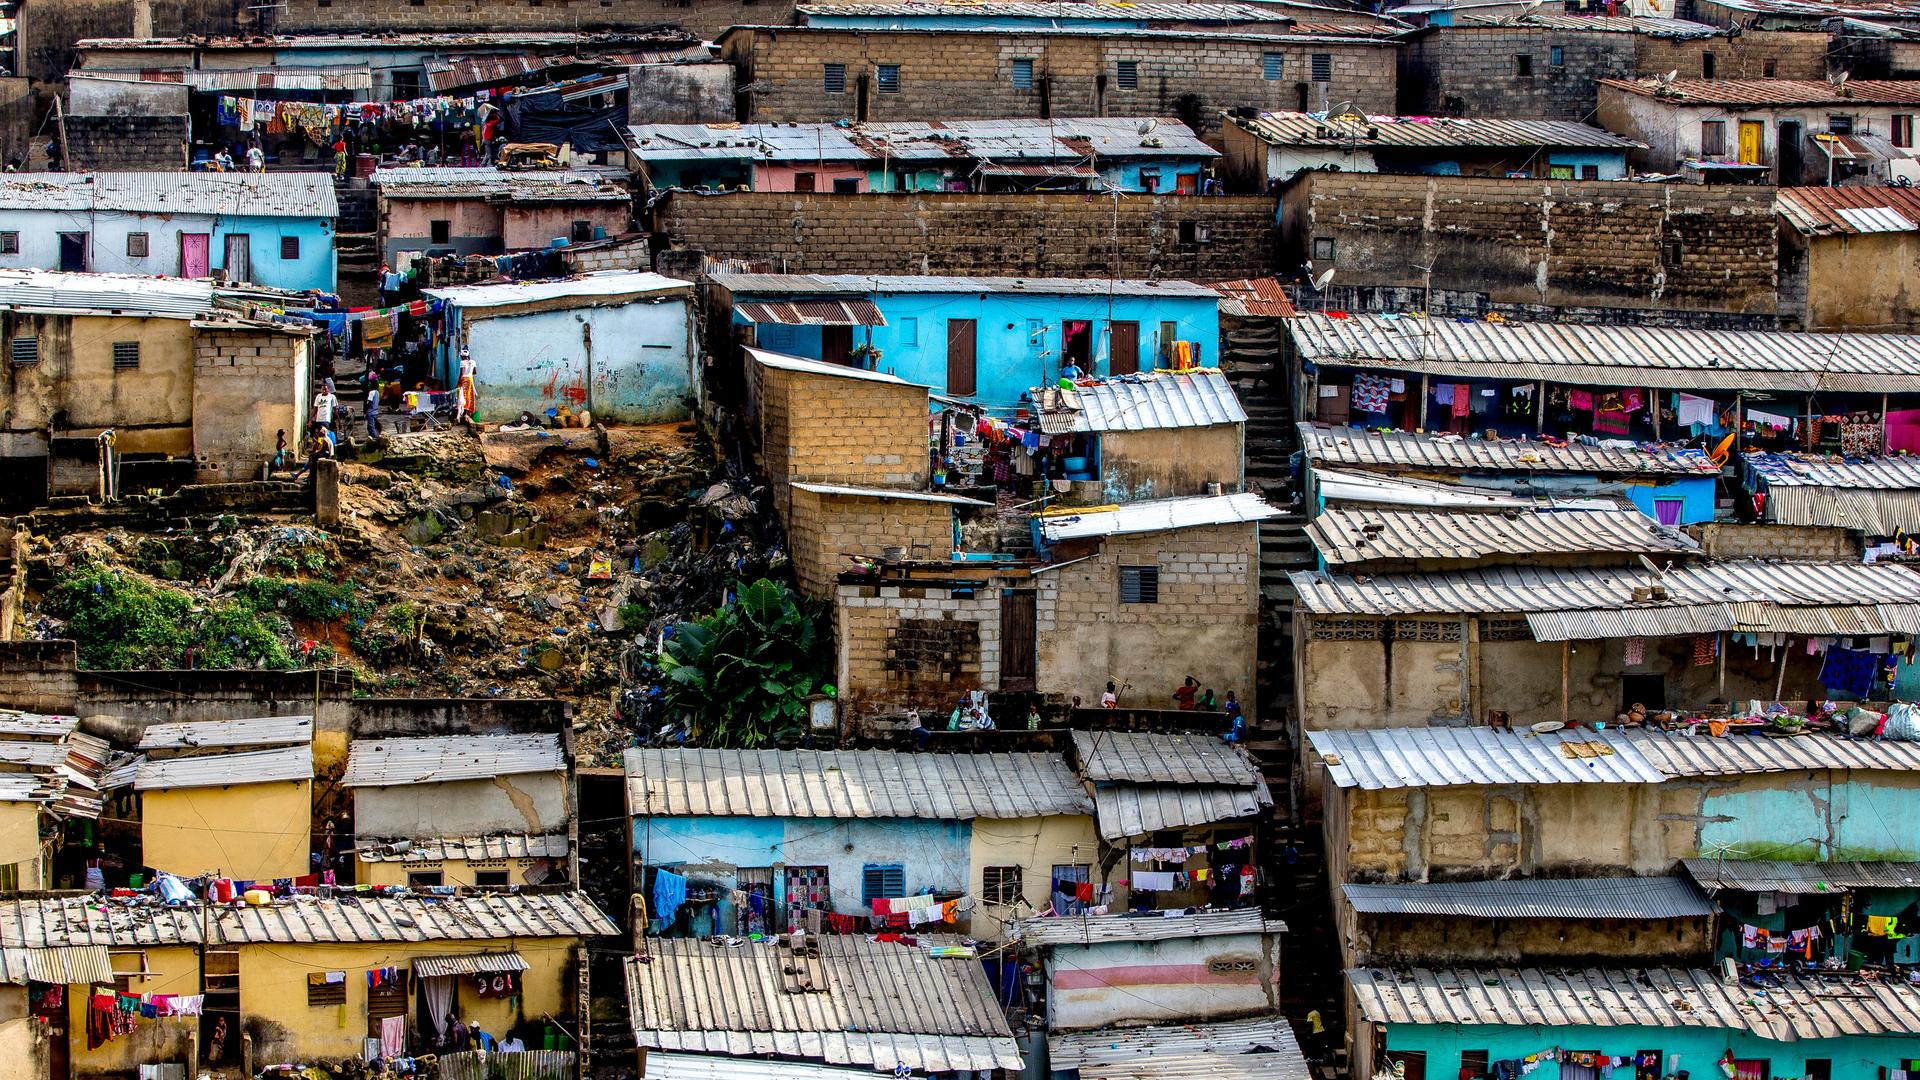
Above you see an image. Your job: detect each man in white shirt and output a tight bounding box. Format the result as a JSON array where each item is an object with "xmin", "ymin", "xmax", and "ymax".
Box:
[{"xmin": 312, "ymin": 379, "xmax": 338, "ymax": 431}]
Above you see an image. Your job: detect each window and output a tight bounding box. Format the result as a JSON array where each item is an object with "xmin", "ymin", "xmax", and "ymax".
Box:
[
  {"xmin": 429, "ymin": 219, "xmax": 451, "ymax": 244},
  {"xmin": 1635, "ymin": 1052, "xmax": 1664, "ymax": 1080},
  {"xmin": 1701, "ymin": 51, "xmax": 1716, "ymax": 78},
  {"xmin": 1580, "ymin": 164, "xmax": 1600, "ymax": 179},
  {"xmin": 0, "ymin": 231, "xmax": 16, "ymax": 254},
  {"xmin": 1664, "ymin": 239, "xmax": 1684, "ymax": 266},
  {"xmin": 1550, "ymin": 45, "xmax": 1565, "ymax": 66},
  {"xmin": 832, "ymin": 177, "xmax": 861, "ymax": 193},
  {"xmin": 1140, "ymin": 167, "xmax": 1161, "ymax": 192},
  {"xmin": 794, "ymin": 172, "xmax": 817, "ymax": 192},
  {"xmin": 1119, "ymin": 565, "xmax": 1160, "ymax": 603},
  {"xmin": 1263, "ymin": 52, "xmax": 1283, "ymax": 80},
  {"xmin": 1460, "ymin": 1051, "xmax": 1491, "ymax": 1080},
  {"xmin": 1179, "ymin": 220, "xmax": 1212, "ymax": 244},
  {"xmin": 408, "ymin": 870, "xmax": 444, "ymax": 887},
  {"xmin": 109, "ymin": 951, "xmax": 149, "ymax": 991},
  {"xmin": 1549, "ymin": 164, "xmax": 1573, "ymax": 180},
  {"xmin": 307, "ymin": 972, "xmax": 347, "ymax": 1006},
  {"xmin": 1116, "ymin": 60, "xmax": 1138, "ymax": 90},
  {"xmin": 9, "ymin": 337, "xmax": 37, "ymax": 365},
  {"xmin": 1311, "ymin": 53, "xmax": 1332, "ymax": 81},
  {"xmin": 1012, "ymin": 58, "xmax": 1034, "ymax": 89},
  {"xmin": 1514, "ymin": 54, "xmax": 1534, "ymax": 77},
  {"xmin": 111, "ymin": 341, "xmax": 140, "ymax": 370},
  {"xmin": 474, "ymin": 870, "xmax": 511, "ymax": 887},
  {"xmin": 280, "ymin": 235, "xmax": 301, "ymax": 259},
  {"xmin": 126, "ymin": 232, "xmax": 149, "ymax": 258},
  {"xmin": 861, "ymin": 863, "xmax": 905, "ymax": 904},
  {"xmin": 1313, "ymin": 236, "xmax": 1336, "ymax": 262},
  {"xmin": 570, "ymin": 220, "xmax": 594, "ymax": 242},
  {"xmin": 1799, "ymin": 1063, "xmax": 1829, "ymax": 1080},
  {"xmin": 876, "ymin": 64, "xmax": 901, "ymax": 94},
  {"xmin": 1052, "ymin": 864, "xmax": 1091, "ymax": 914},
  {"xmin": 1896, "ymin": 113, "xmax": 1914, "ymax": 148},
  {"xmin": 1728, "ymin": 1062, "xmax": 1767, "ymax": 1080},
  {"xmin": 823, "ymin": 63, "xmax": 847, "ymax": 93},
  {"xmin": 1701, "ymin": 120, "xmax": 1727, "ymax": 156},
  {"xmin": 900, "ymin": 316, "xmax": 919, "ymax": 345},
  {"xmin": 983, "ymin": 865, "xmax": 1023, "ymax": 905},
  {"xmin": 1763, "ymin": 57, "xmax": 1778, "ymax": 77},
  {"xmin": 0, "ymin": 862, "xmax": 14, "ymax": 891},
  {"xmin": 1828, "ymin": 114, "xmax": 1854, "ymax": 134}
]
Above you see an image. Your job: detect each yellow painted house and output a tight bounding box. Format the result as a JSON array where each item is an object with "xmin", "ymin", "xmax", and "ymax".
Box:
[
  {"xmin": 0, "ymin": 889, "xmax": 616, "ymax": 1075},
  {"xmin": 134, "ymin": 744, "xmax": 314, "ymax": 882}
]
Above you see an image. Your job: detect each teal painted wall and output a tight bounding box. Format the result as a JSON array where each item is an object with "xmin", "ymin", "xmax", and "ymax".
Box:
[
  {"xmin": 1383, "ymin": 1021, "xmax": 1918, "ymax": 1080},
  {"xmin": 1698, "ymin": 775, "xmax": 1920, "ymax": 862}
]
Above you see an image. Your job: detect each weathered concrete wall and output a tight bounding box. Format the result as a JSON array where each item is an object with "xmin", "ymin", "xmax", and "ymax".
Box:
[
  {"xmin": 142, "ymin": 777, "xmax": 312, "ymax": 880},
  {"xmin": 835, "ymin": 582, "xmax": 1000, "ymax": 717},
  {"xmin": 67, "ymin": 75, "xmax": 188, "ymax": 116},
  {"xmin": 1280, "ymin": 172, "xmax": 1779, "ymax": 316},
  {"xmin": 27, "ymin": 0, "xmax": 249, "ymax": 84},
  {"xmin": 1350, "ymin": 911, "xmax": 1711, "ymax": 967},
  {"xmin": 1047, "ymin": 930, "xmax": 1280, "ymax": 1031},
  {"xmin": 969, "ymin": 813, "xmax": 1100, "ymax": 939},
  {"xmin": 1801, "ymin": 231, "xmax": 1920, "ymax": 333},
  {"xmin": 270, "ymin": 0, "xmax": 766, "ymax": 41},
  {"xmin": 354, "ymin": 771, "xmax": 567, "ymax": 839},
  {"xmin": 0, "ymin": 312, "xmax": 196, "ymax": 456},
  {"xmin": 0, "ymin": 987, "xmax": 50, "ymax": 1080},
  {"xmin": 1097, "ymin": 424, "xmax": 1242, "ymax": 502},
  {"xmin": 630, "ymin": 61, "xmax": 736, "ymax": 124},
  {"xmin": 658, "ymin": 191, "xmax": 1276, "ymax": 279},
  {"xmin": 192, "ymin": 327, "xmax": 309, "ymax": 484},
  {"xmin": 1690, "ymin": 521, "xmax": 1861, "ymax": 560},
  {"xmin": 66, "ymin": 945, "xmax": 198, "ymax": 1077},
  {"xmin": 786, "ymin": 487, "xmax": 952, "ymax": 599}
]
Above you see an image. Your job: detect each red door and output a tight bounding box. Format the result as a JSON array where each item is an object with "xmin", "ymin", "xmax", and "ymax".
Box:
[{"xmin": 180, "ymin": 234, "xmax": 211, "ymax": 278}]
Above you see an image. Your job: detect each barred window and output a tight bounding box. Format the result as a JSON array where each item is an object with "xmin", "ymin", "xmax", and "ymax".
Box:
[
  {"xmin": 823, "ymin": 63, "xmax": 846, "ymax": 93},
  {"xmin": 876, "ymin": 65, "xmax": 902, "ymax": 94},
  {"xmin": 307, "ymin": 972, "xmax": 346, "ymax": 1006},
  {"xmin": 111, "ymin": 342, "xmax": 140, "ymax": 370},
  {"xmin": 1116, "ymin": 60, "xmax": 1139, "ymax": 90},
  {"xmin": 983, "ymin": 866, "xmax": 1022, "ymax": 905},
  {"xmin": 1311, "ymin": 53, "xmax": 1332, "ymax": 81},
  {"xmin": 9, "ymin": 338, "xmax": 37, "ymax": 365},
  {"xmin": 1119, "ymin": 565, "xmax": 1159, "ymax": 604}
]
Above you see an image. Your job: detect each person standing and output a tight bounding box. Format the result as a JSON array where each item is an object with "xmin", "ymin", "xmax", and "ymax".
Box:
[
  {"xmin": 312, "ymin": 379, "xmax": 338, "ymax": 432},
  {"xmin": 364, "ymin": 373, "xmax": 382, "ymax": 438},
  {"xmin": 246, "ymin": 143, "xmax": 265, "ymax": 172}
]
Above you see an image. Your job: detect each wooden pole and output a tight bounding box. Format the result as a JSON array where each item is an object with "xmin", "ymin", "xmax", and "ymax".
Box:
[
  {"xmin": 1774, "ymin": 636, "xmax": 1792, "ymax": 703},
  {"xmin": 1560, "ymin": 640, "xmax": 1571, "ymax": 725},
  {"xmin": 1716, "ymin": 631, "xmax": 1727, "ymax": 699},
  {"xmin": 1649, "ymin": 386, "xmax": 1661, "ymax": 440}
]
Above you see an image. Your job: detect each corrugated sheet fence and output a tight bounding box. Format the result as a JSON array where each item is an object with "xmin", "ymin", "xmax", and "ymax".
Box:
[{"xmin": 436, "ymin": 1049, "xmax": 577, "ymax": 1080}]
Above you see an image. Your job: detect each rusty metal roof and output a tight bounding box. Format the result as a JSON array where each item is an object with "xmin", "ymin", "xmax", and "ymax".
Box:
[
  {"xmin": 412, "ymin": 951, "xmax": 528, "ymax": 977},
  {"xmin": 715, "ymin": 22, "xmax": 1398, "ymax": 45},
  {"xmin": 1600, "ymin": 77, "xmax": 1920, "ymax": 105},
  {"xmin": 736, "ymin": 299, "xmax": 886, "ymax": 327},
  {"xmin": 1306, "ymin": 505, "xmax": 1698, "ymax": 565},
  {"xmin": 1347, "ymin": 966, "xmax": 1920, "ymax": 1038},
  {"xmin": 1778, "ymin": 185, "xmax": 1920, "ymax": 235},
  {"xmin": 1681, "ymin": 857, "xmax": 1920, "ymax": 892},
  {"xmin": 625, "ymin": 748, "xmax": 1091, "ymax": 819},
  {"xmin": 1209, "ymin": 277, "xmax": 1298, "ymax": 318},
  {"xmin": 1016, "ymin": 908, "xmax": 1283, "ymax": 945},
  {"xmin": 1290, "ymin": 312, "xmax": 1920, "ymax": 393},
  {"xmin": 1233, "ymin": 111, "xmax": 1643, "ymax": 150},
  {"xmin": 0, "ymin": 892, "xmax": 612, "ymax": 947},
  {"xmin": 0, "ymin": 712, "xmax": 79, "ymax": 740},
  {"xmin": 1032, "ymin": 370, "xmax": 1247, "ymax": 434},
  {"xmin": 1307, "ymin": 727, "xmax": 1671, "ymax": 789},
  {"xmin": 795, "ymin": 0, "xmax": 1322, "ymax": 21},
  {"xmin": 0, "ymin": 945, "xmax": 113, "ymax": 985},
  {"xmin": 1300, "ymin": 423, "xmax": 1721, "ymax": 477}
]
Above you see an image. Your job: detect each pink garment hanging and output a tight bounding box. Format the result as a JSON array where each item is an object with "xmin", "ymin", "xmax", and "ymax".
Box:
[{"xmin": 380, "ymin": 1015, "xmax": 406, "ymax": 1058}]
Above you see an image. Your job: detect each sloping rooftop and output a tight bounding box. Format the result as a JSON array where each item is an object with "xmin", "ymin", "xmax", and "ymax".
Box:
[
  {"xmin": 372, "ymin": 166, "xmax": 629, "ymax": 201},
  {"xmin": 0, "ymin": 945, "xmax": 113, "ymax": 985},
  {"xmin": 1744, "ymin": 451, "xmax": 1920, "ymax": 491},
  {"xmin": 1015, "ymin": 907, "xmax": 1283, "ymax": 944},
  {"xmin": 354, "ymin": 834, "xmax": 570, "ymax": 863},
  {"xmin": 1032, "ymin": 370, "xmax": 1247, "ymax": 434},
  {"xmin": 624, "ymin": 936, "xmax": 1022, "ymax": 1072},
  {"xmin": 1342, "ymin": 876, "xmax": 1714, "ymax": 919},
  {"xmin": 749, "ymin": 347, "xmax": 931, "ymax": 388},
  {"xmin": 1680, "ymin": 858, "xmax": 1920, "ymax": 892},
  {"xmin": 1698, "ymin": 0, "xmax": 1920, "ymax": 19},
  {"xmin": 1233, "ymin": 112, "xmax": 1643, "ymax": 150},
  {"xmin": 1778, "ymin": 185, "xmax": 1920, "ymax": 235},
  {"xmin": 0, "ymin": 712, "xmax": 79, "ymax": 740},
  {"xmin": 737, "ymin": 299, "xmax": 887, "ymax": 328},
  {"xmin": 1745, "ymin": 451, "xmax": 1920, "ymax": 531},
  {"xmin": 423, "ymin": 272, "xmax": 692, "ymax": 308},
  {"xmin": 0, "ymin": 270, "xmax": 227, "ymax": 321},
  {"xmin": 0, "ymin": 742, "xmax": 73, "ymax": 769},
  {"xmin": 1073, "ymin": 730, "xmax": 1261, "ymax": 786},
  {"xmin": 78, "ymin": 30, "xmax": 693, "ymax": 49},
  {"xmin": 624, "ymin": 748, "xmax": 1093, "ymax": 819},
  {"xmin": 1347, "ymin": 966, "xmax": 1920, "ymax": 1039},
  {"xmin": 1298, "ymin": 423, "xmax": 1721, "ymax": 477},
  {"xmin": 136, "ymin": 715, "xmax": 312, "ymax": 751},
  {"xmin": 1306, "ymin": 505, "xmax": 1696, "ymax": 565},
  {"xmin": 1600, "ymin": 77, "xmax": 1920, "ymax": 105},
  {"xmin": 1209, "ymin": 278, "xmax": 1299, "ymax": 318},
  {"xmin": 1038, "ymin": 491, "xmax": 1280, "ymax": 543},
  {"xmin": 132, "ymin": 744, "xmax": 313, "ymax": 791},
  {"xmin": 1290, "ymin": 312, "xmax": 1920, "ymax": 393},
  {"xmin": 791, "ymin": 482, "xmax": 992, "ymax": 506},
  {"xmin": 0, "ymin": 172, "xmax": 337, "ymax": 217},
  {"xmin": 1048, "ymin": 1017, "xmax": 1310, "ymax": 1080},
  {"xmin": 713, "ymin": 272, "xmax": 1220, "ymax": 299},
  {"xmin": 630, "ymin": 117, "xmax": 1217, "ymax": 165},
  {"xmin": 342, "ymin": 733, "xmax": 565, "ymax": 787},
  {"xmin": 640, "ymin": 1056, "xmax": 885, "ymax": 1080},
  {"xmin": 1454, "ymin": 12, "xmax": 1719, "ymax": 34}
]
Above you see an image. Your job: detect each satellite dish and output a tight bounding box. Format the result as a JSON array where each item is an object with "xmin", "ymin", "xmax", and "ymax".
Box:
[
  {"xmin": 1137, "ymin": 119, "xmax": 1158, "ymax": 136},
  {"xmin": 1637, "ymin": 554, "xmax": 1665, "ymax": 576},
  {"xmin": 1665, "ymin": 69, "xmax": 1680, "ymax": 82},
  {"xmin": 1312, "ymin": 267, "xmax": 1336, "ymax": 291}
]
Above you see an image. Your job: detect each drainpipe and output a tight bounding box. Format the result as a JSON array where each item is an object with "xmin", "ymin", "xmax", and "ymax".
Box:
[{"xmin": 131, "ymin": 0, "xmax": 153, "ymax": 39}]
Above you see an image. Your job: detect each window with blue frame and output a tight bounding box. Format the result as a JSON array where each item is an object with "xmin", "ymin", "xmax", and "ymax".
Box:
[
  {"xmin": 861, "ymin": 863, "xmax": 905, "ymax": 904},
  {"xmin": 1012, "ymin": 59, "xmax": 1034, "ymax": 89},
  {"xmin": 1263, "ymin": 53, "xmax": 1283, "ymax": 81},
  {"xmin": 899, "ymin": 317, "xmax": 919, "ymax": 346},
  {"xmin": 877, "ymin": 65, "xmax": 902, "ymax": 94}
]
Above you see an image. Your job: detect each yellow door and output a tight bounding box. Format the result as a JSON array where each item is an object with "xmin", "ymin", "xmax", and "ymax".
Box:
[{"xmin": 1738, "ymin": 120, "xmax": 1764, "ymax": 164}]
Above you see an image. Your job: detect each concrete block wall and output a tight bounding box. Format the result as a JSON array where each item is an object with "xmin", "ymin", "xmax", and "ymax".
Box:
[
  {"xmin": 0, "ymin": 641, "xmax": 81, "ymax": 713},
  {"xmin": 729, "ymin": 28, "xmax": 1398, "ymax": 128},
  {"xmin": 270, "ymin": 0, "xmax": 773, "ymax": 40},
  {"xmin": 1285, "ymin": 172, "xmax": 1777, "ymax": 315},
  {"xmin": 191, "ymin": 328, "xmax": 307, "ymax": 483},
  {"xmin": 835, "ymin": 583, "xmax": 1001, "ymax": 716},
  {"xmin": 760, "ymin": 362, "xmax": 930, "ymax": 518},
  {"xmin": 1691, "ymin": 522, "xmax": 1862, "ymax": 561},
  {"xmin": 658, "ymin": 192, "xmax": 1276, "ymax": 278},
  {"xmin": 63, "ymin": 115, "xmax": 188, "ymax": 172},
  {"xmin": 786, "ymin": 487, "xmax": 952, "ymax": 598}
]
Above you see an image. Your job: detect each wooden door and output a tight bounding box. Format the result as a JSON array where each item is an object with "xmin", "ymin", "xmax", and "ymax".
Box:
[
  {"xmin": 366, "ymin": 969, "xmax": 409, "ymax": 1045},
  {"xmin": 180, "ymin": 233, "xmax": 211, "ymax": 278},
  {"xmin": 945, "ymin": 318, "xmax": 977, "ymax": 397},
  {"xmin": 1000, "ymin": 589, "xmax": 1036, "ymax": 688},
  {"xmin": 822, "ymin": 325, "xmax": 853, "ymax": 364},
  {"xmin": 1738, "ymin": 120, "xmax": 1764, "ymax": 164},
  {"xmin": 223, "ymin": 233, "xmax": 252, "ymax": 285},
  {"xmin": 1109, "ymin": 321, "xmax": 1140, "ymax": 375}
]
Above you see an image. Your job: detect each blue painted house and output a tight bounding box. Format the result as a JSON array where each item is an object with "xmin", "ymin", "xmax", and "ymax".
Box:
[
  {"xmin": 624, "ymin": 748, "xmax": 1096, "ymax": 941},
  {"xmin": 711, "ymin": 274, "xmax": 1222, "ymax": 408}
]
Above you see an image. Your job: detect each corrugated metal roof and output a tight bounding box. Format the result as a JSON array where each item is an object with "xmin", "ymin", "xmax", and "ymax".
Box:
[
  {"xmin": 640, "ymin": 1055, "xmax": 880, "ymax": 1080},
  {"xmin": 1291, "ymin": 313, "xmax": 1920, "ymax": 393},
  {"xmin": 343, "ymin": 733, "xmax": 565, "ymax": 787},
  {"xmin": 791, "ymin": 482, "xmax": 993, "ymax": 506},
  {"xmin": 1779, "ymin": 186, "xmax": 1920, "ymax": 236},
  {"xmin": 1049, "ymin": 1016, "xmax": 1309, "ymax": 1080},
  {"xmin": 1314, "ymin": 468, "xmax": 1538, "ymax": 509},
  {"xmin": 1347, "ymin": 966, "xmax": 1920, "ymax": 1038},
  {"xmin": 1015, "ymin": 908, "xmax": 1283, "ymax": 945},
  {"xmin": 1093, "ymin": 781, "xmax": 1273, "ymax": 840},
  {"xmin": 1289, "ymin": 559, "xmax": 1920, "ymax": 616},
  {"xmin": 0, "ymin": 774, "xmax": 55, "ymax": 803},
  {"xmin": 629, "ymin": 118, "xmax": 1217, "ymax": 165},
  {"xmin": 1233, "ymin": 112, "xmax": 1643, "ymax": 150},
  {"xmin": 750, "ymin": 347, "xmax": 931, "ymax": 388},
  {"xmin": 1342, "ymin": 877, "xmax": 1714, "ymax": 919},
  {"xmin": 798, "ymin": 0, "xmax": 1304, "ymax": 20},
  {"xmin": 136, "ymin": 715, "xmax": 312, "ymax": 751},
  {"xmin": 0, "ymin": 945, "xmax": 113, "ymax": 985},
  {"xmin": 79, "ymin": 29, "xmax": 692, "ymax": 49},
  {"xmin": 624, "ymin": 748, "xmax": 1092, "ymax": 820},
  {"xmin": 1745, "ymin": 450, "xmax": 1920, "ymax": 491},
  {"xmin": 133, "ymin": 745, "xmax": 313, "ymax": 790},
  {"xmin": 1032, "ymin": 370, "xmax": 1247, "ymax": 434},
  {"xmin": 737, "ymin": 299, "xmax": 886, "ymax": 327},
  {"xmin": 376, "ymin": 166, "xmax": 630, "ymax": 202},
  {"xmin": 412, "ymin": 951, "xmax": 528, "ymax": 977},
  {"xmin": 1705, "ymin": 0, "xmax": 1920, "ymax": 18},
  {"xmin": 355, "ymin": 834, "xmax": 570, "ymax": 863},
  {"xmin": 1523, "ymin": 606, "xmax": 1737, "ymax": 641},
  {"xmin": 424, "ymin": 272, "xmax": 691, "ymax": 308},
  {"xmin": 0, "ymin": 741, "xmax": 71, "ymax": 769},
  {"xmin": 1072, "ymin": 731, "xmax": 1261, "ymax": 786},
  {"xmin": 624, "ymin": 936, "xmax": 1022, "ymax": 1072},
  {"xmin": 1600, "ymin": 77, "xmax": 1920, "ymax": 105},
  {"xmin": 0, "ymin": 712, "xmax": 79, "ymax": 739},
  {"xmin": 1744, "ymin": 451, "xmax": 1920, "ymax": 532},
  {"xmin": 1621, "ymin": 726, "xmax": 1920, "ymax": 776},
  {"xmin": 1305, "ymin": 505, "xmax": 1696, "ymax": 566},
  {"xmin": 0, "ymin": 269, "xmax": 219, "ymax": 320},
  {"xmin": 1038, "ymin": 492, "xmax": 1280, "ymax": 542},
  {"xmin": 1454, "ymin": 12, "xmax": 1718, "ymax": 34},
  {"xmin": 1308, "ymin": 727, "xmax": 1669, "ymax": 789},
  {"xmin": 1209, "ymin": 278, "xmax": 1299, "ymax": 318},
  {"xmin": 0, "ymin": 172, "xmax": 337, "ymax": 217},
  {"xmin": 1680, "ymin": 858, "xmax": 1920, "ymax": 892},
  {"xmin": 714, "ymin": 272, "xmax": 1220, "ymax": 299},
  {"xmin": 717, "ymin": 22, "xmax": 1395, "ymax": 44},
  {"xmin": 1299, "ymin": 423, "xmax": 1721, "ymax": 476}
]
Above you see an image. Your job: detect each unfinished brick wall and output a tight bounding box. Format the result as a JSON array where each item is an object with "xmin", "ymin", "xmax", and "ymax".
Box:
[
  {"xmin": 1281, "ymin": 172, "xmax": 1778, "ymax": 316},
  {"xmin": 835, "ymin": 583, "xmax": 1001, "ymax": 717},
  {"xmin": 63, "ymin": 116, "xmax": 188, "ymax": 171},
  {"xmin": 269, "ymin": 0, "xmax": 772, "ymax": 41},
  {"xmin": 786, "ymin": 487, "xmax": 952, "ymax": 598},
  {"xmin": 192, "ymin": 328, "xmax": 309, "ymax": 483},
  {"xmin": 658, "ymin": 192, "xmax": 1276, "ymax": 278},
  {"xmin": 563, "ymin": 237, "xmax": 653, "ymax": 274},
  {"xmin": 1690, "ymin": 522, "xmax": 1862, "ymax": 561},
  {"xmin": 0, "ymin": 641, "xmax": 80, "ymax": 713},
  {"xmin": 757, "ymin": 359, "xmax": 930, "ymax": 518},
  {"xmin": 725, "ymin": 27, "xmax": 1398, "ymax": 128}
]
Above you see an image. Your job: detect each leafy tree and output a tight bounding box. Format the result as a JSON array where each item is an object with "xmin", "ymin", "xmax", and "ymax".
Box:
[{"xmin": 657, "ymin": 578, "xmax": 831, "ymax": 747}]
